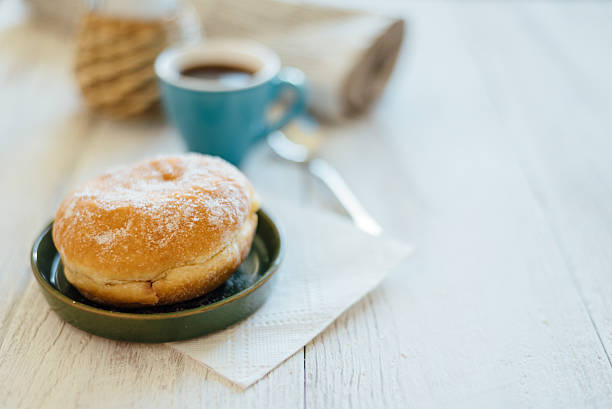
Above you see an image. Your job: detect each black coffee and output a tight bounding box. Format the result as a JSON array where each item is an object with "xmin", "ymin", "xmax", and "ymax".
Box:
[{"xmin": 180, "ymin": 64, "xmax": 256, "ymax": 87}]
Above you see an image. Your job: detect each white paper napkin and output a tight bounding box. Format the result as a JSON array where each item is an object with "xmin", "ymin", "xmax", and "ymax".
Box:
[{"xmin": 168, "ymin": 199, "xmax": 411, "ymax": 388}]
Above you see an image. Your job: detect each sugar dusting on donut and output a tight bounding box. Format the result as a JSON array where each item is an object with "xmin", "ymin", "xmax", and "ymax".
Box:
[{"xmin": 52, "ymin": 154, "xmax": 257, "ymax": 278}]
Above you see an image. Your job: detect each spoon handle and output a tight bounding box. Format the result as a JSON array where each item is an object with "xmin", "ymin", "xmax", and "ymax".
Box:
[{"xmin": 308, "ymin": 158, "xmax": 383, "ymax": 236}]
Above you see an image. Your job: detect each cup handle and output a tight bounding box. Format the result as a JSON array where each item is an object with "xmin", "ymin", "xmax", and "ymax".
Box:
[{"xmin": 264, "ymin": 67, "xmax": 307, "ymax": 135}]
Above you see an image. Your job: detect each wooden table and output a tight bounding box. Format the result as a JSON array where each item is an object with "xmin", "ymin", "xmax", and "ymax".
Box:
[{"xmin": 2, "ymin": 1, "xmax": 612, "ymax": 407}]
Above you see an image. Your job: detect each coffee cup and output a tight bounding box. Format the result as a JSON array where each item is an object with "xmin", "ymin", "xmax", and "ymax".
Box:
[{"xmin": 155, "ymin": 39, "xmax": 307, "ymax": 165}]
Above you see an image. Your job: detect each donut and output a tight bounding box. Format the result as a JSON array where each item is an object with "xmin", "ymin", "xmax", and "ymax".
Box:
[{"xmin": 52, "ymin": 154, "xmax": 259, "ymax": 308}]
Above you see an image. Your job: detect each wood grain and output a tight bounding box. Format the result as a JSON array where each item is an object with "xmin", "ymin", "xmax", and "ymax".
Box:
[
  {"xmin": 0, "ymin": 18, "xmax": 90, "ymax": 343},
  {"xmin": 304, "ymin": 2, "xmax": 612, "ymax": 408},
  {"xmin": 454, "ymin": 0, "xmax": 612, "ymax": 369}
]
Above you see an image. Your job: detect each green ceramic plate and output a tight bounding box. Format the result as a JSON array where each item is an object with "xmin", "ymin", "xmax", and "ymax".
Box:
[{"xmin": 31, "ymin": 209, "xmax": 283, "ymax": 343}]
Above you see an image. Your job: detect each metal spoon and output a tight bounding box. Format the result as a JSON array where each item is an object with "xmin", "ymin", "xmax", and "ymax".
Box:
[{"xmin": 267, "ymin": 130, "xmax": 383, "ymax": 236}]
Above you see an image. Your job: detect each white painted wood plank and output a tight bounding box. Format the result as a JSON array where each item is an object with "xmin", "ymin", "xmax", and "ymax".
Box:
[
  {"xmin": 304, "ymin": 3, "xmax": 612, "ymax": 408},
  {"xmin": 0, "ymin": 15, "xmax": 91, "ymax": 343},
  {"xmin": 453, "ymin": 0, "xmax": 612, "ymax": 368}
]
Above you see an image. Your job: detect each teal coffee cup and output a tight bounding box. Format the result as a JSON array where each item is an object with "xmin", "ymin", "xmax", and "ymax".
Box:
[{"xmin": 155, "ymin": 40, "xmax": 307, "ymax": 165}]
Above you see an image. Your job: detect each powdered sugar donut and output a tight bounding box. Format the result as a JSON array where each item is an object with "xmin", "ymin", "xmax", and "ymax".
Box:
[{"xmin": 52, "ymin": 153, "xmax": 259, "ymax": 308}]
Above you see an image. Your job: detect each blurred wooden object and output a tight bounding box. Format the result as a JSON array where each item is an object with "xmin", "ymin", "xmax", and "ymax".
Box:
[{"xmin": 74, "ymin": 13, "xmax": 173, "ymax": 118}]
